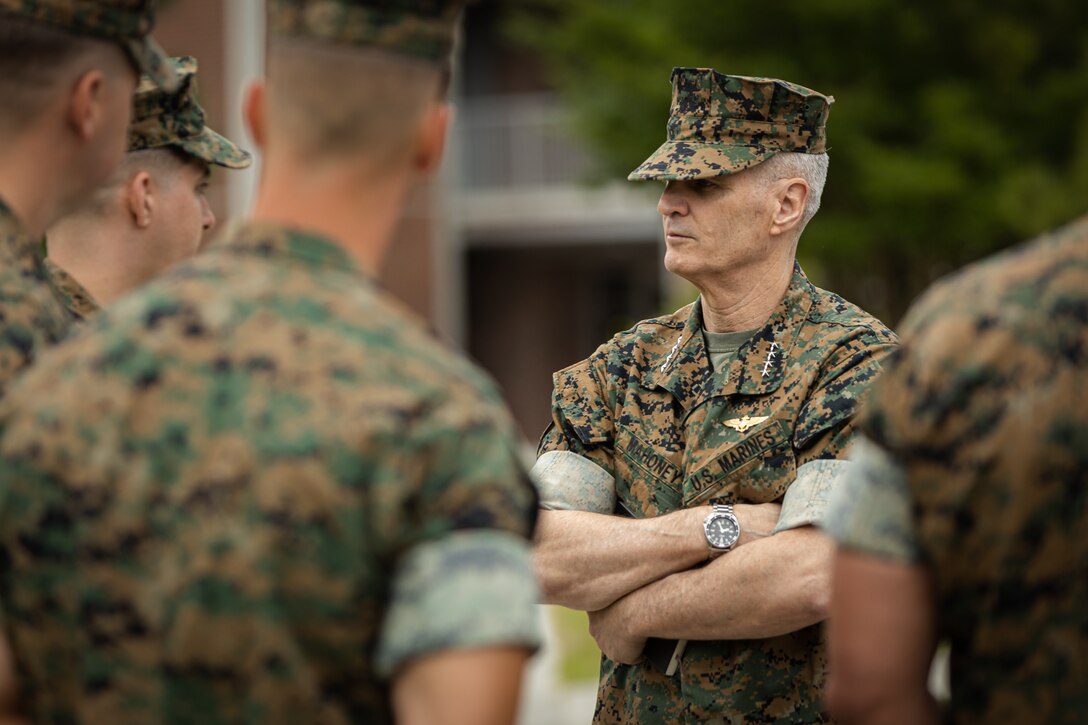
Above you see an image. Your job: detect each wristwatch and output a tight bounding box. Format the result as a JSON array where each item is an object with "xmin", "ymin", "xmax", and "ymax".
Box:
[{"xmin": 704, "ymin": 503, "xmax": 741, "ymax": 559}]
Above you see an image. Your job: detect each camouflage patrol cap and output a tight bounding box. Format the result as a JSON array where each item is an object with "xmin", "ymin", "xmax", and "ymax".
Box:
[
  {"xmin": 0, "ymin": 0, "xmax": 179, "ymax": 91},
  {"xmin": 629, "ymin": 67, "xmax": 833, "ymax": 181},
  {"xmin": 267, "ymin": 0, "xmax": 466, "ymax": 62},
  {"xmin": 128, "ymin": 56, "xmax": 251, "ymax": 170}
]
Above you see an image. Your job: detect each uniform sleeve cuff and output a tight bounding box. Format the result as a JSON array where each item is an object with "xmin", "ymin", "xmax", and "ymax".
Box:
[
  {"xmin": 774, "ymin": 458, "xmax": 849, "ymax": 532},
  {"xmin": 374, "ymin": 530, "xmax": 542, "ymax": 678},
  {"xmin": 822, "ymin": 438, "xmax": 920, "ymax": 562},
  {"xmin": 531, "ymin": 450, "xmax": 616, "ymax": 513}
]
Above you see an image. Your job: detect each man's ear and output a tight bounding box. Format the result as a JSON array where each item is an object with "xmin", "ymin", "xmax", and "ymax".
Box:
[
  {"xmin": 67, "ymin": 69, "xmax": 108, "ymax": 141},
  {"xmin": 769, "ymin": 178, "xmax": 809, "ymax": 237},
  {"xmin": 126, "ymin": 171, "xmax": 154, "ymax": 229},
  {"xmin": 413, "ymin": 102, "xmax": 452, "ymax": 175},
  {"xmin": 244, "ymin": 80, "xmax": 267, "ymax": 152}
]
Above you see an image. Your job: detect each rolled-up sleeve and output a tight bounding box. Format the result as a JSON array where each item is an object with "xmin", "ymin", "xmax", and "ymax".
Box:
[
  {"xmin": 822, "ymin": 436, "xmax": 920, "ymax": 563},
  {"xmin": 374, "ymin": 530, "xmax": 541, "ymax": 677}
]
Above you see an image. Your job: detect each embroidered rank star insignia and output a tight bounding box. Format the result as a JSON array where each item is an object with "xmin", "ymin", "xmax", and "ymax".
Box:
[
  {"xmin": 723, "ymin": 415, "xmax": 769, "ymax": 433},
  {"xmin": 761, "ymin": 342, "xmax": 781, "ymax": 378},
  {"xmin": 660, "ymin": 334, "xmax": 684, "ymax": 372}
]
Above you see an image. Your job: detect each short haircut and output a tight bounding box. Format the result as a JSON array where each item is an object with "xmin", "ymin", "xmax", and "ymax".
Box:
[
  {"xmin": 75, "ymin": 147, "xmax": 197, "ymax": 217},
  {"xmin": 266, "ymin": 36, "xmax": 449, "ymax": 164},
  {"xmin": 0, "ymin": 15, "xmax": 104, "ymax": 132},
  {"xmin": 752, "ymin": 152, "xmax": 830, "ymax": 230}
]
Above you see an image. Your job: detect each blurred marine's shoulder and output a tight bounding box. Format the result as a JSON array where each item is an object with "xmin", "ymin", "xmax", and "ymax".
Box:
[
  {"xmin": 198, "ymin": 220, "xmax": 508, "ymax": 403},
  {"xmin": 903, "ymin": 214, "xmax": 1088, "ymax": 335}
]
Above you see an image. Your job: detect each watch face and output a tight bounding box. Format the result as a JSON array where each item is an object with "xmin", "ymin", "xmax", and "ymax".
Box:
[{"xmin": 707, "ymin": 514, "xmax": 740, "ymax": 549}]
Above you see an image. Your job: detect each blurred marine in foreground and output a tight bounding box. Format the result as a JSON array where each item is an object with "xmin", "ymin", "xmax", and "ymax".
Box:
[
  {"xmin": 0, "ymin": 1, "xmax": 540, "ymax": 723},
  {"xmin": 824, "ymin": 215, "xmax": 1088, "ymax": 724},
  {"xmin": 532, "ymin": 67, "xmax": 897, "ymax": 722}
]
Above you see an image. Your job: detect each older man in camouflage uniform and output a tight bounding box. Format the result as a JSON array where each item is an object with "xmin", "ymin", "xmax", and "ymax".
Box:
[
  {"xmin": 0, "ymin": 1, "xmax": 540, "ymax": 723},
  {"xmin": 533, "ymin": 67, "xmax": 898, "ymax": 723},
  {"xmin": 823, "ymin": 215, "xmax": 1088, "ymax": 724},
  {"xmin": 0, "ymin": 0, "xmax": 177, "ymax": 396},
  {"xmin": 45, "ymin": 55, "xmax": 252, "ymax": 320}
]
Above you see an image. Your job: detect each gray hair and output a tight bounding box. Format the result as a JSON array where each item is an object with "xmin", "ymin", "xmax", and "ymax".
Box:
[{"xmin": 753, "ymin": 152, "xmax": 829, "ymax": 230}]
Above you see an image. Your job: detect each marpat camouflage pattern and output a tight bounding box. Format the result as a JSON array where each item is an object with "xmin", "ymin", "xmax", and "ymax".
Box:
[
  {"xmin": 0, "ymin": 221, "xmax": 541, "ymax": 723},
  {"xmin": 0, "ymin": 200, "xmax": 78, "ymax": 397},
  {"xmin": 43, "ymin": 257, "xmax": 99, "ymax": 321},
  {"xmin": 0, "ymin": 0, "xmax": 178, "ymax": 90},
  {"xmin": 629, "ymin": 68, "xmax": 833, "ymax": 181},
  {"xmin": 828, "ymin": 214, "xmax": 1088, "ymax": 723},
  {"xmin": 267, "ymin": 0, "xmax": 466, "ymax": 61},
  {"xmin": 129, "ymin": 56, "xmax": 252, "ymax": 169},
  {"xmin": 540, "ymin": 265, "xmax": 897, "ymax": 723}
]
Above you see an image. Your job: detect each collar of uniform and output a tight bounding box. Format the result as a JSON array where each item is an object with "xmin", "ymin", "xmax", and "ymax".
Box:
[
  {"xmin": 641, "ymin": 297, "xmax": 714, "ymax": 412},
  {"xmin": 0, "ymin": 197, "xmax": 42, "ymax": 263},
  {"xmin": 43, "ymin": 258, "xmax": 99, "ymax": 321},
  {"xmin": 644, "ymin": 263, "xmax": 816, "ymax": 406},
  {"xmin": 721, "ymin": 263, "xmax": 816, "ymax": 396},
  {"xmin": 216, "ymin": 219, "xmax": 365, "ymax": 277}
]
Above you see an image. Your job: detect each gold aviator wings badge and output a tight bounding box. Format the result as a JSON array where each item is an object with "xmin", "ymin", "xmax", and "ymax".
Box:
[{"xmin": 722, "ymin": 415, "xmax": 769, "ymax": 433}]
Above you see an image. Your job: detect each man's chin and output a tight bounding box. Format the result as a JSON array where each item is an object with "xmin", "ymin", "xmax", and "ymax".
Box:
[{"xmin": 662, "ymin": 256, "xmax": 700, "ymax": 283}]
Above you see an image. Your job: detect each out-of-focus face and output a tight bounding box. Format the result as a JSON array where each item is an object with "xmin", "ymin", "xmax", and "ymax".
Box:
[
  {"xmin": 146, "ymin": 158, "xmax": 215, "ymax": 273},
  {"xmin": 656, "ymin": 167, "xmax": 776, "ymax": 287},
  {"xmin": 83, "ymin": 56, "xmax": 141, "ymax": 196}
]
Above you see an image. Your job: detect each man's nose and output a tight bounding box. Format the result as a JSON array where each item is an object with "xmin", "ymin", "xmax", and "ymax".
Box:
[{"xmin": 657, "ymin": 182, "xmax": 688, "ymax": 216}]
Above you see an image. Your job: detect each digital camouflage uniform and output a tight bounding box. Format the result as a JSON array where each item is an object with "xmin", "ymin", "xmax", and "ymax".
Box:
[
  {"xmin": 628, "ymin": 68, "xmax": 833, "ymax": 182},
  {"xmin": 44, "ymin": 55, "xmax": 253, "ymax": 321},
  {"xmin": 0, "ymin": 2, "xmax": 541, "ymax": 723},
  {"xmin": 0, "ymin": 202, "xmax": 76, "ymax": 393},
  {"xmin": 540, "ymin": 68, "xmax": 898, "ymax": 724},
  {"xmin": 0, "ymin": 0, "xmax": 177, "ymax": 394},
  {"xmin": 126, "ymin": 55, "xmax": 252, "ymax": 169},
  {"xmin": 0, "ymin": 0, "xmax": 178, "ymax": 92},
  {"xmin": 825, "ymin": 214, "xmax": 1088, "ymax": 724},
  {"xmin": 43, "ymin": 258, "xmax": 99, "ymax": 321}
]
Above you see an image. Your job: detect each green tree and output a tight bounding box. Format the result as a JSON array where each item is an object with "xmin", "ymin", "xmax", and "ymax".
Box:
[{"xmin": 507, "ymin": 0, "xmax": 1088, "ymax": 322}]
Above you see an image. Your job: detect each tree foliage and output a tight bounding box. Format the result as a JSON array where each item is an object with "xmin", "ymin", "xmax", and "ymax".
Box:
[{"xmin": 506, "ymin": 0, "xmax": 1088, "ymax": 321}]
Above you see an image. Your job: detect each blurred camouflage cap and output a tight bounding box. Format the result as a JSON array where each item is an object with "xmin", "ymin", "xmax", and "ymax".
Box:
[
  {"xmin": 629, "ymin": 67, "xmax": 833, "ymax": 181},
  {"xmin": 128, "ymin": 56, "xmax": 252, "ymax": 169},
  {"xmin": 267, "ymin": 0, "xmax": 466, "ymax": 62},
  {"xmin": 0, "ymin": 0, "xmax": 179, "ymax": 91}
]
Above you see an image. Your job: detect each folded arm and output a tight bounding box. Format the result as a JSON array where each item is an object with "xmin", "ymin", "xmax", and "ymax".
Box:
[
  {"xmin": 589, "ymin": 524, "xmax": 832, "ymax": 662},
  {"xmin": 534, "ymin": 504, "xmax": 781, "ymax": 611}
]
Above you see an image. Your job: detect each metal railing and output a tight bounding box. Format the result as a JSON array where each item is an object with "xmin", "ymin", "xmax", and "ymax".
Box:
[{"xmin": 457, "ymin": 93, "xmax": 596, "ymax": 189}]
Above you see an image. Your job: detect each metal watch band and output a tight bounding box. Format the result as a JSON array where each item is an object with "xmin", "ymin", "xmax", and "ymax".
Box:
[{"xmin": 705, "ymin": 502, "xmax": 740, "ymax": 559}]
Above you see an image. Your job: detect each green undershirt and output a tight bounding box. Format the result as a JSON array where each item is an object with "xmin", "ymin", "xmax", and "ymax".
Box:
[{"xmin": 703, "ymin": 327, "xmax": 759, "ymax": 371}]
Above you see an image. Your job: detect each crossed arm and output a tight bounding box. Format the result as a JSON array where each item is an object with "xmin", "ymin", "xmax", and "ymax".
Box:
[
  {"xmin": 533, "ymin": 502, "xmax": 785, "ymax": 611},
  {"xmin": 533, "ymin": 503, "xmax": 831, "ymax": 662}
]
